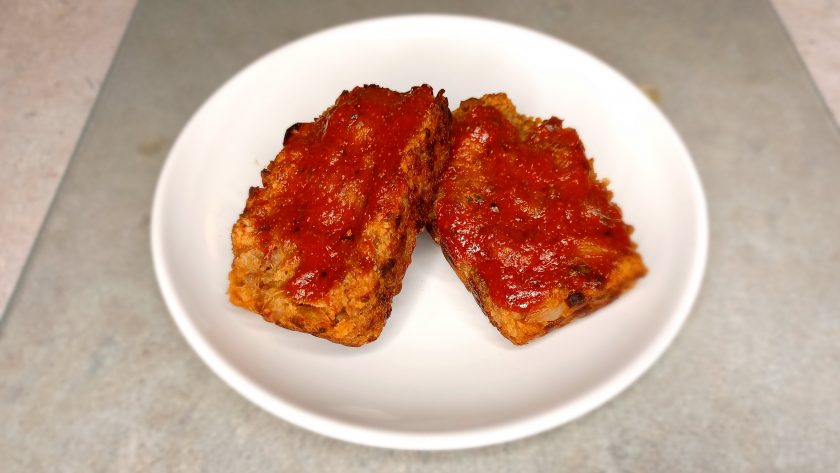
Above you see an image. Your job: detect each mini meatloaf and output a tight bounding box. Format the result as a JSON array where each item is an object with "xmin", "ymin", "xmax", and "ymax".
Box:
[
  {"xmin": 429, "ymin": 93, "xmax": 646, "ymax": 345},
  {"xmin": 229, "ymin": 85, "xmax": 450, "ymax": 346}
]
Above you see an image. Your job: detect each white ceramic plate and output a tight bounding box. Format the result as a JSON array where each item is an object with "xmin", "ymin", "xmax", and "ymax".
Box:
[{"xmin": 151, "ymin": 15, "xmax": 707, "ymax": 450}]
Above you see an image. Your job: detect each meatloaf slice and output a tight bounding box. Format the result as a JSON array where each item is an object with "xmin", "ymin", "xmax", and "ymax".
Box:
[
  {"xmin": 429, "ymin": 93, "xmax": 646, "ymax": 345},
  {"xmin": 229, "ymin": 85, "xmax": 450, "ymax": 346}
]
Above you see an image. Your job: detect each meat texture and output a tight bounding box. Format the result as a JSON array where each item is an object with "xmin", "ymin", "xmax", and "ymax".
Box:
[
  {"xmin": 429, "ymin": 93, "xmax": 646, "ymax": 344},
  {"xmin": 229, "ymin": 85, "xmax": 450, "ymax": 346}
]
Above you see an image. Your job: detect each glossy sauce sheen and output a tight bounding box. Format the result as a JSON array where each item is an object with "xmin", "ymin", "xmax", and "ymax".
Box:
[
  {"xmin": 435, "ymin": 105, "xmax": 635, "ymax": 312},
  {"xmin": 249, "ymin": 86, "xmax": 434, "ymax": 302}
]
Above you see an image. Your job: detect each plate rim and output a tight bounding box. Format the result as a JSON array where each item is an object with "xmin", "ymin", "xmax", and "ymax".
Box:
[{"xmin": 151, "ymin": 13, "xmax": 709, "ymax": 450}]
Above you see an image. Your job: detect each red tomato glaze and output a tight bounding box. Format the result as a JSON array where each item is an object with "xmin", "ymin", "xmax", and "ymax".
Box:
[
  {"xmin": 435, "ymin": 104, "xmax": 635, "ymax": 312},
  {"xmin": 249, "ymin": 86, "xmax": 434, "ymax": 302}
]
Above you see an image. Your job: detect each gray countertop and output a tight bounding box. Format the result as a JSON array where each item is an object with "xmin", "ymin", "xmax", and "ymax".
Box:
[{"xmin": 2, "ymin": 0, "xmax": 839, "ymax": 471}]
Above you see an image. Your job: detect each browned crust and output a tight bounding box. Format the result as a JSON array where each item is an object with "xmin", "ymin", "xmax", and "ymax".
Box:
[
  {"xmin": 429, "ymin": 94, "xmax": 646, "ymax": 345},
  {"xmin": 229, "ymin": 86, "xmax": 451, "ymax": 346}
]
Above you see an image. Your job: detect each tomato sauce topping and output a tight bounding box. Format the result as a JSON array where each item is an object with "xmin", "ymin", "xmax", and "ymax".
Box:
[
  {"xmin": 249, "ymin": 86, "xmax": 434, "ymax": 302},
  {"xmin": 435, "ymin": 104, "xmax": 635, "ymax": 312}
]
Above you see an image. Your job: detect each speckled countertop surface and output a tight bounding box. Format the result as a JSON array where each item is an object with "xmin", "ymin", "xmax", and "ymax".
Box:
[
  {"xmin": 0, "ymin": 0, "xmax": 136, "ymax": 317},
  {"xmin": 1, "ymin": 0, "xmax": 839, "ymax": 471}
]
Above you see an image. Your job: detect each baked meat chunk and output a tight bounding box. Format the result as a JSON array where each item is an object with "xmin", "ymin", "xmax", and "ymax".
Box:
[
  {"xmin": 429, "ymin": 94, "xmax": 646, "ymax": 345},
  {"xmin": 229, "ymin": 85, "xmax": 450, "ymax": 346}
]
